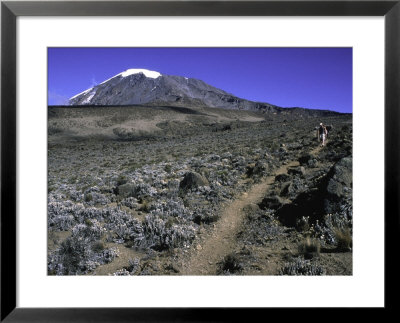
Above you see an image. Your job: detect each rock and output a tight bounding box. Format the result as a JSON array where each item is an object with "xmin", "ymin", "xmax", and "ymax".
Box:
[
  {"xmin": 243, "ymin": 203, "xmax": 260, "ymax": 215},
  {"xmin": 299, "ymin": 153, "xmax": 315, "ymax": 166},
  {"xmin": 259, "ymin": 195, "xmax": 285, "ymax": 210},
  {"xmin": 307, "ymin": 159, "xmax": 318, "ymax": 168},
  {"xmin": 254, "ymin": 161, "xmax": 268, "ymax": 176},
  {"xmin": 233, "ymin": 156, "xmax": 246, "ymax": 167},
  {"xmin": 275, "ymin": 173, "xmax": 290, "ymax": 182},
  {"xmin": 179, "ymin": 172, "xmax": 209, "ymax": 192},
  {"xmin": 246, "ymin": 161, "xmax": 268, "ymax": 177},
  {"xmin": 327, "ymin": 179, "xmax": 344, "ymax": 199},
  {"xmin": 332, "ymin": 157, "xmax": 352, "ymax": 186},
  {"xmin": 280, "ymin": 182, "xmax": 294, "ymax": 197},
  {"xmin": 115, "ymin": 183, "xmax": 135, "ymax": 197},
  {"xmin": 324, "ymin": 157, "xmax": 352, "ymax": 214},
  {"xmin": 288, "ymin": 166, "xmax": 305, "ymax": 177},
  {"xmin": 246, "ymin": 163, "xmax": 256, "ymax": 177}
]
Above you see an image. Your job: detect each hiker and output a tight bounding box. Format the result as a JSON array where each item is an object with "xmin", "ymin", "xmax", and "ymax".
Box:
[{"xmin": 317, "ymin": 123, "xmax": 328, "ymax": 146}]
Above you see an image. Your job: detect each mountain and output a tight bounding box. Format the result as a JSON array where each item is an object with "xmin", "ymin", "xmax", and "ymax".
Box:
[{"xmin": 68, "ymin": 68, "xmax": 339, "ymax": 116}]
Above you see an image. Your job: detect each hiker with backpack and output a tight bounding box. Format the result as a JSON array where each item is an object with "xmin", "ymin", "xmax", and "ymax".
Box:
[{"xmin": 317, "ymin": 123, "xmax": 328, "ymax": 147}]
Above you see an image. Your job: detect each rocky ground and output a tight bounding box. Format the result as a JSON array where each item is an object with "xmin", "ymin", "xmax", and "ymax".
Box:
[{"xmin": 48, "ymin": 105, "xmax": 352, "ymax": 276}]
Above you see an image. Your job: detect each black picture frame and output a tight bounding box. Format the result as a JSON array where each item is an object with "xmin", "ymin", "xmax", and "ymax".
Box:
[{"xmin": 1, "ymin": 0, "xmax": 398, "ymax": 321}]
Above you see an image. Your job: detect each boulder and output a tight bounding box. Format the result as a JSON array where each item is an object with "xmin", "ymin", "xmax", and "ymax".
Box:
[
  {"xmin": 243, "ymin": 204, "xmax": 261, "ymax": 220},
  {"xmin": 280, "ymin": 182, "xmax": 294, "ymax": 197},
  {"xmin": 299, "ymin": 153, "xmax": 315, "ymax": 166},
  {"xmin": 332, "ymin": 157, "xmax": 352, "ymax": 186},
  {"xmin": 179, "ymin": 172, "xmax": 209, "ymax": 192},
  {"xmin": 288, "ymin": 166, "xmax": 306, "ymax": 177},
  {"xmin": 115, "ymin": 183, "xmax": 135, "ymax": 198},
  {"xmin": 326, "ymin": 179, "xmax": 344, "ymax": 199},
  {"xmin": 259, "ymin": 195, "xmax": 285, "ymax": 210},
  {"xmin": 324, "ymin": 157, "xmax": 352, "ymax": 213},
  {"xmin": 247, "ymin": 161, "xmax": 268, "ymax": 177},
  {"xmin": 254, "ymin": 161, "xmax": 268, "ymax": 176},
  {"xmin": 275, "ymin": 173, "xmax": 290, "ymax": 182},
  {"xmin": 307, "ymin": 159, "xmax": 318, "ymax": 168}
]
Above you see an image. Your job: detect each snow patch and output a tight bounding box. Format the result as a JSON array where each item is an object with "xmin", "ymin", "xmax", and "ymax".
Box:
[
  {"xmin": 81, "ymin": 90, "xmax": 96, "ymax": 104},
  {"xmin": 70, "ymin": 87, "xmax": 93, "ymax": 100},
  {"xmin": 121, "ymin": 69, "xmax": 161, "ymax": 79},
  {"xmin": 100, "ymin": 68, "xmax": 161, "ymax": 85}
]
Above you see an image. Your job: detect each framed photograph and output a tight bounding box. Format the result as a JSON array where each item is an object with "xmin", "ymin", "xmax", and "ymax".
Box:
[{"xmin": 1, "ymin": 0, "xmax": 398, "ymax": 321}]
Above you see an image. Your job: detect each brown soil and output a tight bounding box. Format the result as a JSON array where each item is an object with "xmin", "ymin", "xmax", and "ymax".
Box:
[{"xmin": 179, "ymin": 160, "xmax": 300, "ymax": 275}]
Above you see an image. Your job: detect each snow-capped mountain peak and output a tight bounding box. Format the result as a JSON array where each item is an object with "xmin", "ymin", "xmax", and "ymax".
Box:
[
  {"xmin": 100, "ymin": 68, "xmax": 161, "ymax": 85},
  {"xmin": 120, "ymin": 69, "xmax": 161, "ymax": 79},
  {"xmin": 67, "ymin": 69, "xmax": 281, "ymax": 112},
  {"xmin": 69, "ymin": 69, "xmax": 162, "ymax": 100}
]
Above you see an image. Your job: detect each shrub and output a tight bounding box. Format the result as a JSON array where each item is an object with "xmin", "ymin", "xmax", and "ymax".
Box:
[
  {"xmin": 334, "ymin": 227, "xmax": 352, "ymax": 251},
  {"xmin": 137, "ymin": 214, "xmax": 197, "ymax": 251},
  {"xmin": 47, "ymin": 223, "xmax": 119, "ymax": 275},
  {"xmin": 92, "ymin": 240, "xmax": 106, "ymax": 253},
  {"xmin": 298, "ymin": 237, "xmax": 320, "ymax": 259},
  {"xmin": 126, "ymin": 258, "xmax": 141, "ymax": 275},
  {"xmin": 279, "ymin": 257, "xmax": 325, "ymax": 275},
  {"xmin": 192, "ymin": 209, "xmax": 219, "ymax": 225},
  {"xmin": 164, "ymin": 164, "xmax": 172, "ymax": 173},
  {"xmin": 270, "ymin": 141, "xmax": 280, "ymax": 152},
  {"xmin": 84, "ymin": 193, "xmax": 93, "ymax": 202},
  {"xmin": 296, "ymin": 216, "xmax": 311, "ymax": 232},
  {"xmin": 116, "ymin": 174, "xmax": 128, "ymax": 186},
  {"xmin": 217, "ymin": 253, "xmax": 243, "ymax": 275},
  {"xmin": 313, "ymin": 211, "xmax": 352, "ymax": 245},
  {"xmin": 139, "ymin": 199, "xmax": 151, "ymax": 213}
]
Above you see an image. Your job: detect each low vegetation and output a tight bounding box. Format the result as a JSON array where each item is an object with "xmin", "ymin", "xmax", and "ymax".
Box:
[{"xmin": 48, "ymin": 105, "xmax": 352, "ymax": 275}]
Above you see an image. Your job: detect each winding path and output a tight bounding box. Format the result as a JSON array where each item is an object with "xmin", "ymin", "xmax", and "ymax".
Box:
[{"xmin": 180, "ymin": 145, "xmax": 323, "ymax": 275}]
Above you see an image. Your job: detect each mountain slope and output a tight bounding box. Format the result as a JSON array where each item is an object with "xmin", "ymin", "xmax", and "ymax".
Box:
[
  {"xmin": 69, "ymin": 69, "xmax": 276, "ymax": 110},
  {"xmin": 68, "ymin": 68, "xmax": 339, "ymax": 116}
]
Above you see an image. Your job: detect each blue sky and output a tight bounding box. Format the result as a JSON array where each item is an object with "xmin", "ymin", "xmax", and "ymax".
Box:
[{"xmin": 48, "ymin": 47, "xmax": 352, "ymax": 113}]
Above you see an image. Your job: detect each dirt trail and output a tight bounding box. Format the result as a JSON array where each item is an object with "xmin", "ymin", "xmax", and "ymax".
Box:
[{"xmin": 180, "ymin": 145, "xmax": 323, "ymax": 275}]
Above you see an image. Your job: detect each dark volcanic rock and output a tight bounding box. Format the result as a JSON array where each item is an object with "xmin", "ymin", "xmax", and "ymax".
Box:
[
  {"xmin": 299, "ymin": 153, "xmax": 315, "ymax": 166},
  {"xmin": 324, "ymin": 157, "xmax": 352, "ymax": 213},
  {"xmin": 115, "ymin": 183, "xmax": 135, "ymax": 197},
  {"xmin": 276, "ymin": 156, "xmax": 352, "ymax": 228},
  {"xmin": 326, "ymin": 180, "xmax": 344, "ymax": 199},
  {"xmin": 276, "ymin": 189, "xmax": 325, "ymax": 228},
  {"xmin": 280, "ymin": 182, "xmax": 294, "ymax": 197},
  {"xmin": 259, "ymin": 196, "xmax": 285, "ymax": 210},
  {"xmin": 179, "ymin": 172, "xmax": 209, "ymax": 192},
  {"xmin": 254, "ymin": 161, "xmax": 268, "ymax": 175},
  {"xmin": 246, "ymin": 161, "xmax": 268, "ymax": 178},
  {"xmin": 307, "ymin": 159, "xmax": 318, "ymax": 168},
  {"xmin": 331, "ymin": 157, "xmax": 352, "ymax": 186},
  {"xmin": 275, "ymin": 173, "xmax": 291, "ymax": 182},
  {"xmin": 288, "ymin": 166, "xmax": 306, "ymax": 177}
]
